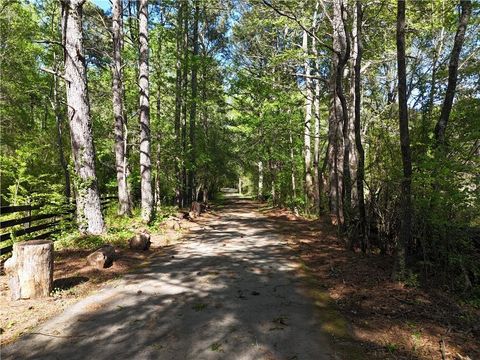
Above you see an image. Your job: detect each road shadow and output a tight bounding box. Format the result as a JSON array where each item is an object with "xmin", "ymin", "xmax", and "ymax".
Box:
[{"xmin": 2, "ymin": 198, "xmax": 331, "ymax": 359}]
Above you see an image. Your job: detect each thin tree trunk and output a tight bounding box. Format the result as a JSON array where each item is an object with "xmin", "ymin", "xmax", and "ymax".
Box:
[
  {"xmin": 348, "ymin": 2, "xmax": 358, "ymax": 205},
  {"xmin": 258, "ymin": 161, "xmax": 263, "ymax": 199},
  {"xmin": 336, "ymin": 0, "xmax": 351, "ymax": 235},
  {"xmin": 289, "ymin": 118, "xmax": 297, "ymax": 200},
  {"xmin": 394, "ymin": 0, "xmax": 412, "ymax": 280},
  {"xmin": 181, "ymin": 1, "xmax": 189, "ymax": 207},
  {"xmin": 313, "ymin": 75, "xmax": 321, "ymax": 213},
  {"xmin": 174, "ymin": 0, "xmax": 183, "ymax": 207},
  {"xmin": 154, "ymin": 139, "xmax": 161, "ymax": 209},
  {"xmin": 435, "ymin": 0, "xmax": 471, "ymax": 145},
  {"xmin": 138, "ymin": 0, "xmax": 152, "ymax": 222},
  {"xmin": 61, "ymin": 0, "xmax": 104, "ymax": 234},
  {"xmin": 328, "ymin": 0, "xmax": 347, "ymax": 227},
  {"xmin": 112, "ymin": 0, "xmax": 131, "ymax": 216},
  {"xmin": 188, "ymin": 0, "xmax": 199, "ymax": 204},
  {"xmin": 52, "ymin": 61, "xmax": 71, "ymax": 203},
  {"xmin": 302, "ymin": 30, "xmax": 314, "ymax": 210},
  {"xmin": 354, "ymin": 0, "xmax": 367, "ymax": 253}
]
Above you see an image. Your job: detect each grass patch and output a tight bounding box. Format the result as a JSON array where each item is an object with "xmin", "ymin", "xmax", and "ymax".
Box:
[
  {"xmin": 192, "ymin": 303, "xmax": 208, "ymax": 312},
  {"xmin": 210, "ymin": 342, "xmax": 223, "ymax": 352}
]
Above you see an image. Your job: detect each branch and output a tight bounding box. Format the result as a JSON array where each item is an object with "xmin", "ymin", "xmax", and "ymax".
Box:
[
  {"xmin": 40, "ymin": 67, "xmax": 71, "ymax": 83},
  {"xmin": 261, "ymin": 0, "xmax": 336, "ymax": 54},
  {"xmin": 292, "ymin": 72, "xmax": 329, "ymax": 83},
  {"xmin": 33, "ymin": 39, "xmax": 65, "ymax": 48}
]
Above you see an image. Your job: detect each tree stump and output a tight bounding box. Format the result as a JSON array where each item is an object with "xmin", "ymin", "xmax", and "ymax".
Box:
[
  {"xmin": 4, "ymin": 240, "xmax": 54, "ymax": 300},
  {"xmin": 190, "ymin": 201, "xmax": 202, "ymax": 217},
  {"xmin": 86, "ymin": 245, "xmax": 115, "ymax": 269}
]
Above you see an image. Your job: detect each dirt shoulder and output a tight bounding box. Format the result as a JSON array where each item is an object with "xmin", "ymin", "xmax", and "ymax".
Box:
[
  {"xmin": 0, "ymin": 218, "xmax": 196, "ymax": 345},
  {"xmin": 262, "ymin": 205, "xmax": 480, "ymax": 360}
]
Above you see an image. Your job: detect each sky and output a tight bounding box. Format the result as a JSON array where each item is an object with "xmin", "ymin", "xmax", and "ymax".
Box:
[{"xmin": 92, "ymin": 0, "xmax": 111, "ymax": 12}]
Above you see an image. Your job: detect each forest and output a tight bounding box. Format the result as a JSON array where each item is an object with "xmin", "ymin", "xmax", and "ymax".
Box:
[{"xmin": 0, "ymin": 0, "xmax": 479, "ymax": 358}]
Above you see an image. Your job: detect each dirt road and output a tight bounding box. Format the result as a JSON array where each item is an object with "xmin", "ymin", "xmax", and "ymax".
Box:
[{"xmin": 1, "ymin": 198, "xmax": 332, "ymax": 360}]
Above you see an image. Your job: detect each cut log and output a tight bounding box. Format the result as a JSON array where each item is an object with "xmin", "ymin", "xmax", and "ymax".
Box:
[
  {"xmin": 129, "ymin": 231, "xmax": 151, "ymax": 250},
  {"xmin": 4, "ymin": 240, "xmax": 54, "ymax": 300},
  {"xmin": 86, "ymin": 245, "xmax": 115, "ymax": 269},
  {"xmin": 190, "ymin": 201, "xmax": 202, "ymax": 217}
]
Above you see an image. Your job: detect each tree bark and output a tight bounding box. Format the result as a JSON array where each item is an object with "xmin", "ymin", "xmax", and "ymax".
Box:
[
  {"xmin": 302, "ymin": 30, "xmax": 314, "ymax": 210},
  {"xmin": 328, "ymin": 0, "xmax": 348, "ymax": 227},
  {"xmin": 312, "ymin": 9, "xmax": 321, "ymax": 215},
  {"xmin": 337, "ymin": 1, "xmax": 351, "ymax": 234},
  {"xmin": 61, "ymin": 0, "xmax": 105, "ymax": 234},
  {"xmin": 174, "ymin": 0, "xmax": 183, "ymax": 207},
  {"xmin": 289, "ymin": 117, "xmax": 297, "ymax": 200},
  {"xmin": 188, "ymin": 0, "xmax": 200, "ymax": 204},
  {"xmin": 258, "ymin": 161, "xmax": 264, "ymax": 199},
  {"xmin": 138, "ymin": 0, "xmax": 153, "ymax": 222},
  {"xmin": 51, "ymin": 55, "xmax": 71, "ymax": 203},
  {"xmin": 181, "ymin": 1, "xmax": 189, "ymax": 207},
  {"xmin": 112, "ymin": 0, "xmax": 132, "ymax": 216},
  {"xmin": 394, "ymin": 0, "xmax": 412, "ymax": 280},
  {"xmin": 434, "ymin": 0, "xmax": 471, "ymax": 145},
  {"xmin": 348, "ymin": 2, "xmax": 358, "ymax": 205},
  {"xmin": 354, "ymin": 0, "xmax": 367, "ymax": 253}
]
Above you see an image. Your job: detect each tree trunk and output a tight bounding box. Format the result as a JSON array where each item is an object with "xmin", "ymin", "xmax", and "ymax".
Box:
[
  {"xmin": 328, "ymin": 0, "xmax": 347, "ymax": 227},
  {"xmin": 302, "ymin": 30, "xmax": 314, "ymax": 210},
  {"xmin": 312, "ymin": 31, "xmax": 321, "ymax": 214},
  {"xmin": 289, "ymin": 118, "xmax": 297, "ymax": 200},
  {"xmin": 174, "ymin": 0, "xmax": 183, "ymax": 207},
  {"xmin": 5, "ymin": 240, "xmax": 53, "ymax": 300},
  {"xmin": 138, "ymin": 0, "xmax": 153, "ymax": 222},
  {"xmin": 51, "ymin": 55, "xmax": 71, "ymax": 203},
  {"xmin": 188, "ymin": 0, "xmax": 200, "ymax": 204},
  {"xmin": 181, "ymin": 1, "xmax": 189, "ymax": 207},
  {"xmin": 336, "ymin": 0, "xmax": 351, "ymax": 235},
  {"xmin": 258, "ymin": 161, "xmax": 264, "ymax": 199},
  {"xmin": 434, "ymin": 0, "xmax": 471, "ymax": 145},
  {"xmin": 112, "ymin": 0, "xmax": 131, "ymax": 216},
  {"xmin": 394, "ymin": 0, "xmax": 412, "ymax": 281},
  {"xmin": 155, "ymin": 138, "xmax": 162, "ymax": 209},
  {"xmin": 348, "ymin": 2, "xmax": 358, "ymax": 205},
  {"xmin": 354, "ymin": 0, "xmax": 367, "ymax": 253},
  {"xmin": 61, "ymin": 0, "xmax": 105, "ymax": 234}
]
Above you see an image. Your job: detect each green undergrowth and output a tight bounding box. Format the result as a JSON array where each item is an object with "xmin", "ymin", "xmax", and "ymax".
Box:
[{"xmin": 54, "ymin": 203, "xmax": 178, "ymax": 251}]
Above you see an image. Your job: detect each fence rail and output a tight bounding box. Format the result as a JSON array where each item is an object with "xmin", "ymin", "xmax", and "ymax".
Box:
[{"xmin": 0, "ymin": 196, "xmax": 116, "ymax": 256}]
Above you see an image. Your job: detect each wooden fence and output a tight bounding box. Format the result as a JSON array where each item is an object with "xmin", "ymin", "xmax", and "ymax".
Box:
[{"xmin": 0, "ymin": 196, "xmax": 116, "ymax": 256}]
